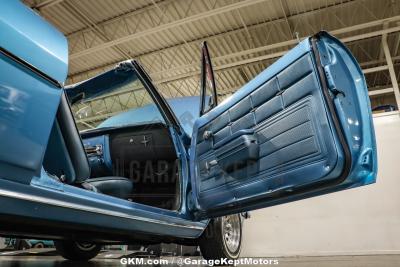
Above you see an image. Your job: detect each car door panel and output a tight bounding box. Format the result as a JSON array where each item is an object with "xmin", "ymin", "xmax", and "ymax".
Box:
[
  {"xmin": 0, "ymin": 1, "xmax": 67, "ymax": 184},
  {"xmin": 195, "ymin": 52, "xmax": 341, "ymax": 206},
  {"xmin": 0, "ymin": 55, "xmax": 61, "ymax": 184},
  {"xmin": 190, "ymin": 32, "xmax": 376, "ymax": 219}
]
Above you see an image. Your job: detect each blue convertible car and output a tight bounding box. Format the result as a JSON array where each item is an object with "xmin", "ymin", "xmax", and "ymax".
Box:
[{"xmin": 0, "ymin": 1, "xmax": 376, "ymax": 261}]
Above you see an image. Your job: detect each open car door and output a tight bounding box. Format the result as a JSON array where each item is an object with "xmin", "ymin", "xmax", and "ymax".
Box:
[
  {"xmin": 0, "ymin": 1, "xmax": 67, "ymax": 184},
  {"xmin": 189, "ymin": 32, "xmax": 377, "ymax": 219}
]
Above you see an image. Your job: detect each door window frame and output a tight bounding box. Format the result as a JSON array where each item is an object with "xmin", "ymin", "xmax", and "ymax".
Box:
[{"xmin": 200, "ymin": 41, "xmax": 218, "ymax": 116}]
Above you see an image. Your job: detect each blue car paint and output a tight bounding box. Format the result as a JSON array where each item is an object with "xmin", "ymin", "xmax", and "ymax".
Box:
[
  {"xmin": 189, "ymin": 32, "xmax": 376, "ymax": 218},
  {"xmin": 0, "ymin": 1, "xmax": 68, "ymax": 83},
  {"xmin": 317, "ymin": 34, "xmax": 377, "ymax": 186},
  {"xmin": 0, "ymin": 1, "xmax": 376, "ymax": 242},
  {"xmin": 0, "ymin": 2, "xmax": 206, "ymax": 240},
  {"xmin": 0, "ymin": 53, "xmax": 62, "ymax": 183},
  {"xmin": 27, "ymin": 168, "xmax": 206, "ymax": 238},
  {"xmin": 28, "ymin": 239, "xmax": 54, "ymax": 247},
  {"xmin": 0, "ymin": 1, "xmax": 66, "ymax": 183}
]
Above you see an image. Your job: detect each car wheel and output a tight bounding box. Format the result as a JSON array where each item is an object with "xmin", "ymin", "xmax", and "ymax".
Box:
[
  {"xmin": 33, "ymin": 242, "xmax": 45, "ymax": 249},
  {"xmin": 54, "ymin": 240, "xmax": 102, "ymax": 261},
  {"xmin": 16, "ymin": 239, "xmax": 31, "ymax": 250},
  {"xmin": 147, "ymin": 244, "xmax": 162, "ymax": 257},
  {"xmin": 198, "ymin": 214, "xmax": 242, "ymax": 261}
]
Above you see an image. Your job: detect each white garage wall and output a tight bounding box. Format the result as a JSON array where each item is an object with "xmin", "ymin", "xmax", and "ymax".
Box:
[{"xmin": 241, "ymin": 112, "xmax": 400, "ymax": 257}]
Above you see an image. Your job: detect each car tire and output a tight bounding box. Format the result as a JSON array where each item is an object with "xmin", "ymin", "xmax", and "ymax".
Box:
[
  {"xmin": 16, "ymin": 239, "xmax": 31, "ymax": 250},
  {"xmin": 198, "ymin": 214, "xmax": 242, "ymax": 262},
  {"xmin": 147, "ymin": 244, "xmax": 162, "ymax": 257},
  {"xmin": 54, "ymin": 240, "xmax": 102, "ymax": 261},
  {"xmin": 33, "ymin": 242, "xmax": 45, "ymax": 249}
]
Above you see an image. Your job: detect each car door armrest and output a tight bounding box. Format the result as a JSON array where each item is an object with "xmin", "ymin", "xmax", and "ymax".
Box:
[
  {"xmin": 213, "ymin": 129, "xmax": 255, "ymax": 150},
  {"xmin": 214, "ymin": 129, "xmax": 258, "ymax": 173}
]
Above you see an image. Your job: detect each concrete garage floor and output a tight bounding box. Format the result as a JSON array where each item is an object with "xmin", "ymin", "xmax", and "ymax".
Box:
[{"xmin": 0, "ymin": 250, "xmax": 399, "ymax": 267}]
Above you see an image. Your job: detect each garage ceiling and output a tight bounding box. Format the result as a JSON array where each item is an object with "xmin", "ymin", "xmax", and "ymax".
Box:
[{"xmin": 23, "ymin": 0, "xmax": 400, "ymax": 129}]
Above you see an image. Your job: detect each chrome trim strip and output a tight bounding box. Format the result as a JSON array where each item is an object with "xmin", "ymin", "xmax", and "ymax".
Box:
[{"xmin": 0, "ymin": 188, "xmax": 204, "ymax": 231}]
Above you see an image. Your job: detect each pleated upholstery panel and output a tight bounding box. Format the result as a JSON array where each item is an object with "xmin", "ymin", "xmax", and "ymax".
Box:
[{"xmin": 196, "ymin": 53, "xmax": 338, "ymax": 194}]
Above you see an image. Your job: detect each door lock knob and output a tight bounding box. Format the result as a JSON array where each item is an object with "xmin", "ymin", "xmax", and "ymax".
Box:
[
  {"xmin": 203, "ymin": 130, "xmax": 213, "ymax": 140},
  {"xmin": 205, "ymin": 159, "xmax": 218, "ymax": 171}
]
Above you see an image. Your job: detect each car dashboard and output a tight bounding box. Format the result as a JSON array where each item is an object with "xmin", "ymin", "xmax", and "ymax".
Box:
[
  {"xmin": 80, "ymin": 123, "xmax": 180, "ymax": 210},
  {"xmin": 82, "ymin": 134, "xmax": 113, "ymax": 178}
]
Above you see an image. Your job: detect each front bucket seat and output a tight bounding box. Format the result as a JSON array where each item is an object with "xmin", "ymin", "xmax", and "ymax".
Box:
[{"xmin": 43, "ymin": 93, "xmax": 133, "ymax": 199}]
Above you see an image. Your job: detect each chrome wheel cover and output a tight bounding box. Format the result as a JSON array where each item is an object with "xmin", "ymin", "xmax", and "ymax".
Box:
[{"xmin": 222, "ymin": 215, "xmax": 241, "ymax": 253}]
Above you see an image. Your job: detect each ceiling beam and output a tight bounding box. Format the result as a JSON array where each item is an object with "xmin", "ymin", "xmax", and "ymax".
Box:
[
  {"xmin": 61, "ymin": 1, "xmax": 131, "ymax": 59},
  {"xmin": 363, "ymin": 65, "xmax": 389, "ymax": 74},
  {"xmin": 151, "ymin": 24, "xmax": 400, "ymax": 85},
  {"xmin": 382, "ymin": 32, "xmax": 400, "ymax": 107},
  {"xmin": 69, "ymin": 0, "xmax": 269, "ymax": 60},
  {"xmin": 279, "ymin": 0, "xmax": 295, "ymax": 38},
  {"xmin": 368, "ymin": 87, "xmax": 394, "ymax": 96},
  {"xmin": 66, "ymin": 0, "xmax": 171, "ymax": 37},
  {"xmin": 66, "ymin": 0, "xmax": 382, "ymax": 81},
  {"xmin": 72, "ymin": 39, "xmax": 400, "ymax": 113},
  {"xmin": 149, "ymin": 16, "xmax": 400, "ymax": 79},
  {"xmin": 68, "ymin": 0, "xmax": 358, "ymax": 79},
  {"xmin": 77, "ymin": 81, "xmax": 400, "ymax": 125},
  {"xmin": 68, "ymin": 17, "xmax": 400, "ymax": 97},
  {"xmin": 33, "ymin": 0, "xmax": 63, "ymax": 10}
]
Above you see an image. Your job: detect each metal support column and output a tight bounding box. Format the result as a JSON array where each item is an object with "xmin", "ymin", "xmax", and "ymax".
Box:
[{"xmin": 382, "ymin": 33, "xmax": 400, "ymax": 108}]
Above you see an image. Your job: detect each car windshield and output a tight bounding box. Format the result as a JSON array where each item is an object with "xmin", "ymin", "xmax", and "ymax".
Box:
[
  {"xmin": 69, "ymin": 68, "xmax": 165, "ymax": 132},
  {"xmin": 68, "ymin": 66, "xmax": 200, "ymax": 136}
]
